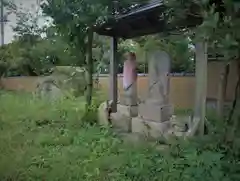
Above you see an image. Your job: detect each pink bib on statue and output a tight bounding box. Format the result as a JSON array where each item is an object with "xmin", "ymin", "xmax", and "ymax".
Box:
[{"xmin": 123, "ymin": 59, "xmax": 137, "ymax": 89}]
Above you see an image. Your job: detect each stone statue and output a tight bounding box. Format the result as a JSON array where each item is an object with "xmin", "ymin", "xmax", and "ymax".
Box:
[
  {"xmin": 122, "ymin": 52, "xmax": 138, "ymax": 106},
  {"xmin": 148, "ymin": 50, "xmax": 170, "ymax": 104},
  {"xmin": 138, "ymin": 50, "xmax": 172, "ymax": 122},
  {"xmin": 132, "ymin": 50, "xmax": 173, "ymax": 138},
  {"xmin": 98, "ymin": 52, "xmax": 138, "ymax": 132}
]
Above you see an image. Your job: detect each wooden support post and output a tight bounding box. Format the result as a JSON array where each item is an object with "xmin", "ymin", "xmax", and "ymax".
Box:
[
  {"xmin": 109, "ymin": 37, "xmax": 118, "ymax": 113},
  {"xmin": 217, "ymin": 64, "xmax": 229, "ymax": 117},
  {"xmin": 217, "ymin": 71, "xmax": 225, "ymax": 117},
  {"xmin": 1, "ymin": 0, "xmax": 4, "ymax": 45},
  {"xmin": 194, "ymin": 42, "xmax": 208, "ymax": 135}
]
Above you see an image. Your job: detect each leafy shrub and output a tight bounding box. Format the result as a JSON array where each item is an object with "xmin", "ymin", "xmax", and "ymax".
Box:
[
  {"xmin": 52, "ymin": 66, "xmax": 87, "ymax": 96},
  {"xmin": 81, "ymin": 104, "xmax": 99, "ymax": 125},
  {"xmin": 81, "ymin": 91, "xmax": 107, "ymax": 125}
]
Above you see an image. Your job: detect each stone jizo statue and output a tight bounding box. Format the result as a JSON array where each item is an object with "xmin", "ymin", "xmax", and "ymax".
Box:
[
  {"xmin": 123, "ymin": 52, "xmax": 137, "ymax": 91},
  {"xmin": 122, "ymin": 52, "xmax": 138, "ymax": 106}
]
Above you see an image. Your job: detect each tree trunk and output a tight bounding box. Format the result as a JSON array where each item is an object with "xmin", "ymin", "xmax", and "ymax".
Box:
[
  {"xmin": 144, "ymin": 51, "xmax": 147, "ymax": 74},
  {"xmin": 225, "ymin": 60, "xmax": 240, "ymax": 143},
  {"xmin": 217, "ymin": 64, "xmax": 229, "ymax": 117},
  {"xmin": 85, "ymin": 27, "xmax": 94, "ymax": 111},
  {"xmin": 227, "ymin": 61, "xmax": 240, "ymax": 124},
  {"xmin": 194, "ymin": 41, "xmax": 208, "ymax": 136}
]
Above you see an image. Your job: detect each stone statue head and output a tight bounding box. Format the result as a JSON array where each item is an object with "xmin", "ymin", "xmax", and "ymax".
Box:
[{"xmin": 124, "ymin": 52, "xmax": 136, "ymax": 61}]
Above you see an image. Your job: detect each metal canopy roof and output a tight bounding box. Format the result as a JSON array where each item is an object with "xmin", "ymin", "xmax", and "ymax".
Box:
[{"xmin": 94, "ymin": 1, "xmax": 203, "ymax": 39}]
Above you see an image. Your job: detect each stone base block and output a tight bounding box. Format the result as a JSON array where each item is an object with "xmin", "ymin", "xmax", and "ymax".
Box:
[
  {"xmin": 97, "ymin": 102, "xmax": 135, "ymax": 132},
  {"xmin": 163, "ymin": 129, "xmax": 186, "ymax": 141},
  {"xmin": 117, "ymin": 104, "xmax": 138, "ymax": 117},
  {"xmin": 110, "ymin": 104, "xmax": 137, "ymax": 132},
  {"xmin": 170, "ymin": 115, "xmax": 190, "ymax": 132},
  {"xmin": 139, "ymin": 102, "xmax": 173, "ymax": 122},
  {"xmin": 131, "ymin": 117, "xmax": 170, "ymax": 138},
  {"xmin": 111, "ymin": 112, "xmax": 132, "ymax": 132},
  {"xmin": 98, "ymin": 101, "xmax": 110, "ymax": 126},
  {"xmin": 119, "ymin": 94, "xmax": 137, "ymax": 107}
]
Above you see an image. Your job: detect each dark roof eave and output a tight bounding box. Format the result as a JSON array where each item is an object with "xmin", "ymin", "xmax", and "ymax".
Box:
[
  {"xmin": 95, "ymin": 17, "xmax": 202, "ymax": 39},
  {"xmin": 94, "ymin": 1, "xmax": 203, "ymax": 38},
  {"xmin": 94, "ymin": 1, "xmax": 165, "ymax": 37},
  {"xmin": 117, "ymin": 0, "xmax": 164, "ymax": 21}
]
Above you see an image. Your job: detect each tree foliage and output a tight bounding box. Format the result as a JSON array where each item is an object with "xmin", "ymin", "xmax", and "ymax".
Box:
[
  {"xmin": 163, "ymin": 0, "xmax": 240, "ymax": 142},
  {"xmin": 164, "ymin": 0, "xmax": 240, "ymax": 61},
  {"xmin": 0, "ymin": 1, "xmax": 82, "ymax": 77},
  {"xmin": 0, "ymin": 27, "xmax": 78, "ymax": 77},
  {"xmin": 41, "ymin": 0, "xmax": 148, "ymax": 107},
  {"xmin": 134, "ymin": 34, "xmax": 195, "ymax": 73},
  {"xmin": 41, "ymin": 0, "xmax": 147, "ymax": 65}
]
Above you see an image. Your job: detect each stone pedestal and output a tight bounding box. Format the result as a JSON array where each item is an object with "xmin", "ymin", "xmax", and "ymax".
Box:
[
  {"xmin": 98, "ymin": 101, "xmax": 110, "ymax": 126},
  {"xmin": 117, "ymin": 103, "xmax": 138, "ymax": 117},
  {"xmin": 120, "ymin": 95, "xmax": 137, "ymax": 107},
  {"xmin": 139, "ymin": 101, "xmax": 172, "ymax": 122},
  {"xmin": 132, "ymin": 102, "xmax": 172, "ymax": 138},
  {"xmin": 131, "ymin": 117, "xmax": 170, "ymax": 138},
  {"xmin": 98, "ymin": 102, "xmax": 137, "ymax": 132},
  {"xmin": 111, "ymin": 111, "xmax": 132, "ymax": 132},
  {"xmin": 111, "ymin": 104, "xmax": 138, "ymax": 132},
  {"xmin": 119, "ymin": 97, "xmax": 138, "ymax": 118}
]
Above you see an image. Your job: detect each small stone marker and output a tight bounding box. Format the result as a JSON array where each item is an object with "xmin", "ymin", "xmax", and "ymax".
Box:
[{"xmin": 35, "ymin": 77, "xmax": 63, "ymax": 101}]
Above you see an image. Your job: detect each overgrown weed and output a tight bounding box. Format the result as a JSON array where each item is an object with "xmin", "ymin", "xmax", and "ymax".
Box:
[{"xmin": 0, "ymin": 91, "xmax": 239, "ymax": 181}]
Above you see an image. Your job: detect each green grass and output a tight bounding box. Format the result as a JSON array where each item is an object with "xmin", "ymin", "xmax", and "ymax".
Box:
[
  {"xmin": 0, "ymin": 91, "xmax": 237, "ymax": 181},
  {"xmin": 0, "ymin": 91, "xmax": 159, "ymax": 181}
]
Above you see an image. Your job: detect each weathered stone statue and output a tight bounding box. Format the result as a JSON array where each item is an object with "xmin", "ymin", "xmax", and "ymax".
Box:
[
  {"xmin": 132, "ymin": 50, "xmax": 173, "ymax": 138},
  {"xmin": 147, "ymin": 51, "xmax": 170, "ymax": 105},
  {"xmin": 123, "ymin": 52, "xmax": 137, "ymax": 89},
  {"xmin": 121, "ymin": 52, "xmax": 138, "ymax": 114},
  {"xmin": 35, "ymin": 77, "xmax": 63, "ymax": 101},
  {"xmin": 35, "ymin": 66, "xmax": 87, "ymax": 101},
  {"xmin": 139, "ymin": 50, "xmax": 172, "ymax": 122},
  {"xmin": 98, "ymin": 52, "xmax": 138, "ymax": 132}
]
